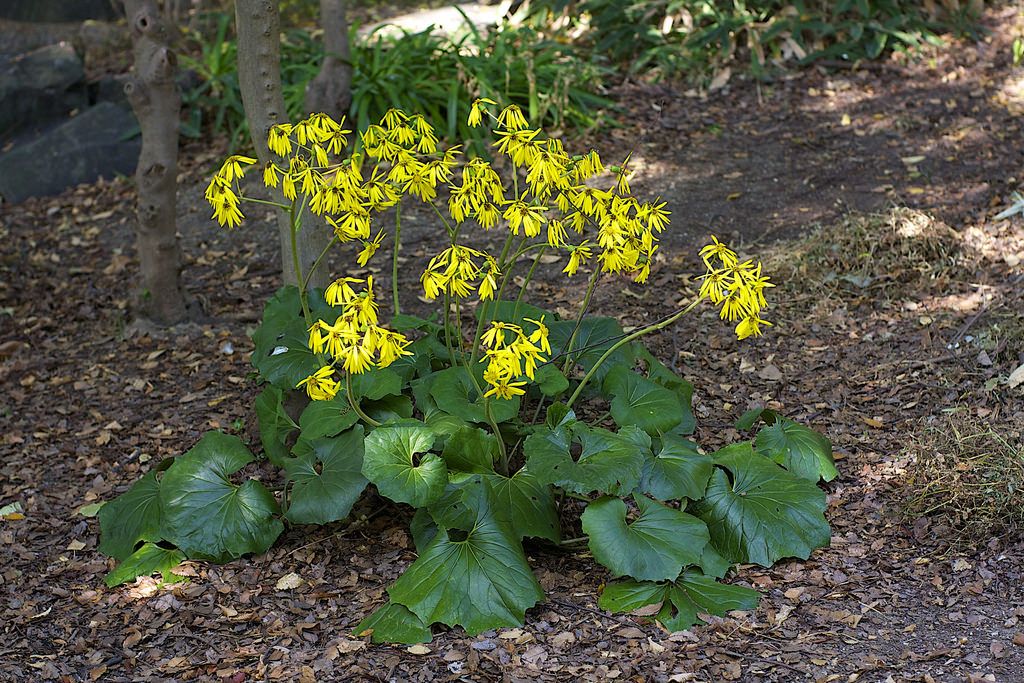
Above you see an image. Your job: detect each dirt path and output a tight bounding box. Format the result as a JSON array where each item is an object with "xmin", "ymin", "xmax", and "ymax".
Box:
[{"xmin": 2, "ymin": 6, "xmax": 1024, "ymax": 682}]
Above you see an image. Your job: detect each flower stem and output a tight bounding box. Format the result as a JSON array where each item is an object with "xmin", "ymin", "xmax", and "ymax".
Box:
[
  {"xmin": 513, "ymin": 245, "xmax": 545, "ymax": 319},
  {"xmin": 301, "ymin": 235, "xmax": 339, "ymax": 292},
  {"xmin": 289, "ymin": 199, "xmax": 313, "ymax": 328},
  {"xmin": 346, "ymin": 373, "xmax": 381, "ymax": 427},
  {"xmin": 565, "ymin": 297, "xmax": 702, "ymax": 411},
  {"xmin": 560, "ymin": 266, "xmax": 601, "ymax": 375},
  {"xmin": 392, "ymin": 201, "xmax": 402, "ymax": 316}
]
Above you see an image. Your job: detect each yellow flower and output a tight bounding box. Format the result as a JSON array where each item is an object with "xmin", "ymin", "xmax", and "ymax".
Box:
[
  {"xmin": 381, "ymin": 108, "xmax": 408, "ymax": 130},
  {"xmin": 735, "ymin": 313, "xmax": 772, "ymax": 340},
  {"xmin": 502, "ymin": 200, "xmax": 546, "ymax": 237},
  {"xmin": 268, "ymin": 124, "xmax": 293, "ymax": 156},
  {"xmin": 297, "ymin": 366, "xmax": 340, "ymax": 401},
  {"xmin": 699, "ymin": 235, "xmax": 738, "ymax": 268},
  {"xmin": 262, "ymin": 163, "xmax": 280, "ymax": 188},
  {"xmin": 340, "ymin": 343, "xmax": 374, "ymax": 374},
  {"xmin": 468, "ymin": 97, "xmax": 496, "ymax": 127},
  {"xmin": 698, "ymin": 268, "xmax": 729, "ymax": 303},
  {"xmin": 376, "ymin": 329, "xmax": 414, "ymax": 367},
  {"xmin": 563, "ymin": 242, "xmax": 592, "ymax": 276},
  {"xmin": 219, "ymin": 155, "xmax": 257, "ymax": 182},
  {"xmin": 326, "ymin": 277, "xmax": 364, "ymax": 306},
  {"xmin": 484, "ymin": 380, "xmax": 526, "ymax": 400},
  {"xmin": 357, "ymin": 230, "xmax": 386, "ymax": 267},
  {"xmin": 719, "ymin": 286, "xmax": 752, "ymax": 322},
  {"xmin": 524, "ymin": 316, "xmax": 551, "ymax": 354},
  {"xmin": 497, "ymin": 104, "xmax": 529, "ymax": 131}
]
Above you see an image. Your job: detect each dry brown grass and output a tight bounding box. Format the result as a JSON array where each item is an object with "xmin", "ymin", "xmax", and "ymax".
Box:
[{"xmin": 904, "ymin": 413, "xmax": 1024, "ymax": 541}]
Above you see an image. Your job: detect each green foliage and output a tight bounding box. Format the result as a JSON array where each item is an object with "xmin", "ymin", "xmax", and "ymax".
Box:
[
  {"xmin": 180, "ymin": 15, "xmax": 608, "ymax": 150},
  {"xmin": 521, "ymin": 0, "xmax": 982, "ymax": 80},
  {"xmin": 99, "ymin": 285, "xmax": 835, "ymax": 639}
]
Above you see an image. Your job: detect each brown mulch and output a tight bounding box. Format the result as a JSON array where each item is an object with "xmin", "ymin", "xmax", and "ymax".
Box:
[{"xmin": 2, "ymin": 6, "xmax": 1024, "ymax": 682}]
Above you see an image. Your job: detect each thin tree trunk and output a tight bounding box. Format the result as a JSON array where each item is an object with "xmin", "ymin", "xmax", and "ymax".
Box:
[
  {"xmin": 304, "ymin": 0, "xmax": 352, "ymax": 117},
  {"xmin": 235, "ymin": 0, "xmax": 329, "ymax": 289},
  {"xmin": 123, "ymin": 0, "xmax": 188, "ymax": 324}
]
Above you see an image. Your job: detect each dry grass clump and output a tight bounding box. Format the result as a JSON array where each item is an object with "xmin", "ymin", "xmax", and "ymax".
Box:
[
  {"xmin": 765, "ymin": 207, "xmax": 963, "ymax": 298},
  {"xmin": 904, "ymin": 413, "xmax": 1024, "ymax": 541}
]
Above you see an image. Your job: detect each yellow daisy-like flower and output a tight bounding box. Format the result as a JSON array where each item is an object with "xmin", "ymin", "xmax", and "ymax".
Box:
[
  {"xmin": 356, "ymin": 230, "xmax": 386, "ymax": 267},
  {"xmin": 297, "ymin": 366, "xmax": 340, "ymax": 401},
  {"xmin": 496, "ymin": 104, "xmax": 529, "ymax": 131},
  {"xmin": 735, "ymin": 313, "xmax": 772, "ymax": 340},
  {"xmin": 699, "ymin": 235, "xmax": 738, "ymax": 268},
  {"xmin": 468, "ymin": 97, "xmax": 496, "ymax": 127},
  {"xmin": 267, "ymin": 124, "xmax": 293, "ymax": 156},
  {"xmin": 484, "ymin": 380, "xmax": 527, "ymax": 400}
]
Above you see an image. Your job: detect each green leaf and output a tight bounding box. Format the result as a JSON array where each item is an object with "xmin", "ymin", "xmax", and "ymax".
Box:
[
  {"xmin": 348, "ymin": 367, "xmax": 403, "ymax": 400},
  {"xmin": 159, "ymin": 432, "xmax": 283, "ymax": 563},
  {"xmin": 535, "ymin": 363, "xmax": 570, "ymax": 397},
  {"xmin": 755, "ymin": 419, "xmax": 838, "ymax": 482},
  {"xmin": 354, "ymin": 601, "xmax": 432, "ymax": 644},
  {"xmin": 104, "ymin": 542, "xmax": 186, "ymax": 588},
  {"xmin": 363, "ymin": 395, "xmax": 414, "ymax": 423},
  {"xmin": 483, "ymin": 467, "xmax": 560, "ymax": 542},
  {"xmin": 298, "ymin": 393, "xmax": 359, "ymax": 441},
  {"xmin": 441, "ymin": 426, "xmax": 499, "ymax": 474},
  {"xmin": 734, "ymin": 407, "xmax": 773, "ymax": 431},
  {"xmin": 361, "ymin": 423, "xmax": 446, "ymax": 507},
  {"xmin": 640, "ymin": 435, "xmax": 713, "ymax": 501},
  {"xmin": 255, "ymin": 386, "xmax": 298, "ymax": 466},
  {"xmin": 699, "ymin": 542, "xmax": 732, "ymax": 579},
  {"xmin": 598, "ymin": 570, "xmax": 760, "ymax": 632},
  {"xmin": 635, "ymin": 346, "xmax": 696, "ymax": 435},
  {"xmin": 694, "ymin": 443, "xmax": 830, "ymax": 566},
  {"xmin": 251, "ymin": 286, "xmax": 319, "ymax": 390},
  {"xmin": 284, "ymin": 427, "xmax": 368, "ymax": 525},
  {"xmin": 549, "ymin": 316, "xmax": 633, "ymax": 381},
  {"xmin": 604, "ymin": 365, "xmax": 684, "ymax": 436},
  {"xmin": 582, "ymin": 495, "xmax": 708, "ymax": 581},
  {"xmin": 428, "ymin": 367, "xmax": 520, "ymax": 424},
  {"xmin": 98, "ymin": 470, "xmax": 163, "ymax": 561},
  {"xmin": 388, "ymin": 483, "xmax": 544, "ymax": 635},
  {"xmin": 525, "ymin": 423, "xmax": 646, "ymax": 495}
]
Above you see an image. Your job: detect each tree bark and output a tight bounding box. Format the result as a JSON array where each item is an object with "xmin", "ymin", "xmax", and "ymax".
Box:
[
  {"xmin": 304, "ymin": 0, "xmax": 352, "ymax": 118},
  {"xmin": 235, "ymin": 0, "xmax": 329, "ymax": 289},
  {"xmin": 123, "ymin": 0, "xmax": 188, "ymax": 324}
]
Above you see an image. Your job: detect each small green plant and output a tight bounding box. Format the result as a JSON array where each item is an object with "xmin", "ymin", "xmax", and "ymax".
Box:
[{"xmin": 98, "ymin": 105, "xmax": 836, "ymax": 641}]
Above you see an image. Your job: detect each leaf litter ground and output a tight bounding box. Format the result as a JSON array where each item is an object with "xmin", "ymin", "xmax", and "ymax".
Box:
[{"xmin": 2, "ymin": 7, "xmax": 1024, "ymax": 681}]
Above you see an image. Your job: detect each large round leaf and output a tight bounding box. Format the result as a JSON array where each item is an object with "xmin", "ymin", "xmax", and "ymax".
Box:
[
  {"xmin": 483, "ymin": 467, "xmax": 560, "ymax": 542},
  {"xmin": 582, "ymin": 495, "xmax": 709, "ymax": 581},
  {"xmin": 755, "ymin": 418, "xmax": 838, "ymax": 482},
  {"xmin": 361, "ymin": 423, "xmax": 446, "ymax": 507},
  {"xmin": 525, "ymin": 423, "xmax": 646, "ymax": 495},
  {"xmin": 694, "ymin": 443, "xmax": 830, "ymax": 566},
  {"xmin": 441, "ymin": 426, "xmax": 499, "ymax": 474},
  {"xmin": 388, "ymin": 483, "xmax": 544, "ymax": 635},
  {"xmin": 251, "ymin": 286, "xmax": 320, "ymax": 390},
  {"xmin": 159, "ymin": 431, "xmax": 283, "ymax": 563},
  {"xmin": 603, "ymin": 365, "xmax": 684, "ymax": 436},
  {"xmin": 255, "ymin": 386, "xmax": 298, "ymax": 466},
  {"xmin": 298, "ymin": 392, "xmax": 359, "ymax": 442},
  {"xmin": 639, "ymin": 435, "xmax": 713, "ymax": 501},
  {"xmin": 549, "ymin": 316, "xmax": 634, "ymax": 381},
  {"xmin": 98, "ymin": 470, "xmax": 163, "ymax": 561},
  {"xmin": 284, "ymin": 427, "xmax": 368, "ymax": 525},
  {"xmin": 598, "ymin": 570, "xmax": 760, "ymax": 632},
  {"xmin": 634, "ymin": 345, "xmax": 696, "ymax": 435}
]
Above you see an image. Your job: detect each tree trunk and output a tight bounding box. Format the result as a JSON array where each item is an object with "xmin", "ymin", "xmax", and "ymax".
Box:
[
  {"xmin": 123, "ymin": 0, "xmax": 188, "ymax": 325},
  {"xmin": 304, "ymin": 0, "xmax": 352, "ymax": 117},
  {"xmin": 235, "ymin": 0, "xmax": 329, "ymax": 289}
]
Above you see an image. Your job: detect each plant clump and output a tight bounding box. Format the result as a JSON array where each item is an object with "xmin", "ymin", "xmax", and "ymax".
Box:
[{"xmin": 98, "ymin": 102, "xmax": 837, "ymax": 644}]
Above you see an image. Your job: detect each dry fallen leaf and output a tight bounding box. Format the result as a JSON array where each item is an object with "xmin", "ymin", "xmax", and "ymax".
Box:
[
  {"xmin": 275, "ymin": 572, "xmax": 303, "ymax": 590},
  {"xmin": 407, "ymin": 644, "xmax": 431, "ymax": 655}
]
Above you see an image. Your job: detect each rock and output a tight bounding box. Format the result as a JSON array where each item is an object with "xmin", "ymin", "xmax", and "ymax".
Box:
[
  {"xmin": 0, "ymin": 102, "xmax": 139, "ymax": 203},
  {"xmin": 0, "ymin": 0, "xmax": 119, "ymax": 23},
  {"xmin": 0, "ymin": 43, "xmax": 86, "ymax": 138}
]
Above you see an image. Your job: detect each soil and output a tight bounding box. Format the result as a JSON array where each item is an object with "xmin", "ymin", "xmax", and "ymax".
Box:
[{"xmin": 2, "ymin": 5, "xmax": 1024, "ymax": 682}]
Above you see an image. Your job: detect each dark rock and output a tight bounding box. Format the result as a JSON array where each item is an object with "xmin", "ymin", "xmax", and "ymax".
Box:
[
  {"xmin": 0, "ymin": 102, "xmax": 139, "ymax": 204},
  {"xmin": 0, "ymin": 43, "xmax": 86, "ymax": 139},
  {"xmin": 0, "ymin": 0, "xmax": 119, "ymax": 23}
]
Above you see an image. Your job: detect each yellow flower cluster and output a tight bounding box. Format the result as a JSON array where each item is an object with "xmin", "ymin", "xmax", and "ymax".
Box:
[
  {"xmin": 461, "ymin": 100, "xmax": 670, "ymax": 284},
  {"xmin": 205, "ymin": 155, "xmax": 257, "ymax": 228},
  {"xmin": 298, "ymin": 276, "xmax": 413, "ymax": 401},
  {"xmin": 478, "ymin": 317, "xmax": 551, "ymax": 399},
  {"xmin": 697, "ymin": 236, "xmax": 775, "ymax": 340},
  {"xmin": 420, "ymin": 245, "xmax": 500, "ymax": 302}
]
